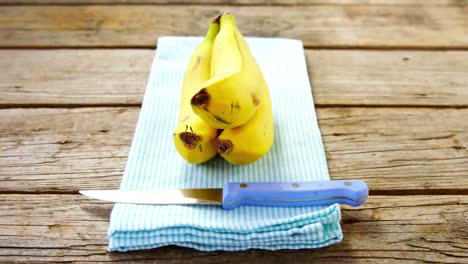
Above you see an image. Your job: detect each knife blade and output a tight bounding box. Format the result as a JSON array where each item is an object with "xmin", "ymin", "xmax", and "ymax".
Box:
[{"xmin": 80, "ymin": 180, "xmax": 368, "ymax": 209}]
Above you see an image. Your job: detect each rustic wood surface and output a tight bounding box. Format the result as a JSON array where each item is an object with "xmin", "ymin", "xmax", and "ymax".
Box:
[
  {"xmin": 1, "ymin": 0, "xmax": 467, "ymax": 5},
  {"xmin": 1, "ymin": 107, "xmax": 467, "ymax": 193},
  {"xmin": 2, "ymin": 49, "xmax": 468, "ymax": 107},
  {"xmin": 0, "ymin": 195, "xmax": 466, "ymax": 263},
  {"xmin": 0, "ymin": 1, "xmax": 467, "ymax": 263},
  {"xmin": 1, "ymin": 5, "xmax": 468, "ymax": 48}
]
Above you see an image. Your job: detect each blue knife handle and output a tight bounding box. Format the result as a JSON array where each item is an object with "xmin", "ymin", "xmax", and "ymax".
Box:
[{"xmin": 222, "ymin": 180, "xmax": 368, "ymax": 210}]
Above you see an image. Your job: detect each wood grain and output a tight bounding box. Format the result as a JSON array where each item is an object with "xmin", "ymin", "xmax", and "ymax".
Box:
[
  {"xmin": 0, "ymin": 49, "xmax": 153, "ymax": 106},
  {"xmin": 0, "ymin": 108, "xmax": 135, "ymax": 192},
  {"xmin": 1, "ymin": 107, "xmax": 467, "ymax": 193},
  {"xmin": 1, "ymin": 0, "xmax": 467, "ymax": 5},
  {"xmin": 319, "ymin": 107, "xmax": 468, "ymax": 193},
  {"xmin": 0, "ymin": 194, "xmax": 466, "ymax": 263},
  {"xmin": 1, "ymin": 49, "xmax": 467, "ymax": 106},
  {"xmin": 1, "ymin": 5, "xmax": 467, "ymax": 48},
  {"xmin": 308, "ymin": 50, "xmax": 468, "ymax": 106}
]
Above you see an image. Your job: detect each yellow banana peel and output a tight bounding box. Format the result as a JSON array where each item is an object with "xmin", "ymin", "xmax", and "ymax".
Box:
[
  {"xmin": 216, "ymin": 74, "xmax": 274, "ymax": 165},
  {"xmin": 191, "ymin": 14, "xmax": 264, "ymax": 129},
  {"xmin": 174, "ymin": 13, "xmax": 275, "ymax": 165},
  {"xmin": 173, "ymin": 22, "xmax": 220, "ymax": 164}
]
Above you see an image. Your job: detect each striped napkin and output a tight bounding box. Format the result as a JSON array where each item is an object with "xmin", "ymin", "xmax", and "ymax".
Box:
[{"xmin": 107, "ymin": 37, "xmax": 343, "ymax": 251}]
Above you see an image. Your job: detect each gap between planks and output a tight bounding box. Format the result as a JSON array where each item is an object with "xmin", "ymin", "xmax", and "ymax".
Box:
[
  {"xmin": 0, "ymin": 189, "xmax": 467, "ymax": 195},
  {"xmin": 0, "ymin": 0, "xmax": 467, "ymax": 7},
  {"xmin": 3, "ymin": 45, "xmax": 468, "ymax": 51},
  {"xmin": 2, "ymin": 104, "xmax": 468, "ymax": 109}
]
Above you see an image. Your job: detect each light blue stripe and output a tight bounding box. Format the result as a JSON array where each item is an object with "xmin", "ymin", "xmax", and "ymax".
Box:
[{"xmin": 108, "ymin": 37, "xmax": 343, "ymax": 251}]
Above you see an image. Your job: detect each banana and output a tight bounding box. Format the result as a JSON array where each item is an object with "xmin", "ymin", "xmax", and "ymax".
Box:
[
  {"xmin": 216, "ymin": 74, "xmax": 274, "ymax": 165},
  {"xmin": 173, "ymin": 22, "xmax": 220, "ymax": 164},
  {"xmin": 190, "ymin": 13, "xmax": 264, "ymax": 129}
]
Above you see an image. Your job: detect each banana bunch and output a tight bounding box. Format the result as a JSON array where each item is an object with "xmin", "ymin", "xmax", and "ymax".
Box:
[{"xmin": 173, "ymin": 13, "xmax": 274, "ymax": 165}]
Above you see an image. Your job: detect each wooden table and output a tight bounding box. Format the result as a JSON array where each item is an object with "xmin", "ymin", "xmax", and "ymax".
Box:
[{"xmin": 1, "ymin": 1, "xmax": 467, "ymax": 263}]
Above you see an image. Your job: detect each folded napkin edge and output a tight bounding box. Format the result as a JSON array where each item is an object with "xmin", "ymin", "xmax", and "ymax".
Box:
[{"xmin": 108, "ymin": 204, "xmax": 341, "ymax": 237}]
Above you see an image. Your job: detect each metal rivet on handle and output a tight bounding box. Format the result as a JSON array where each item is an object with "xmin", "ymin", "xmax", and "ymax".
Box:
[
  {"xmin": 240, "ymin": 183, "xmax": 248, "ymax": 188},
  {"xmin": 344, "ymin": 181, "xmax": 352, "ymax": 186}
]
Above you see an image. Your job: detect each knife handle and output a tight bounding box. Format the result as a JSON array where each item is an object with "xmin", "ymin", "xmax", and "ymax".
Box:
[{"xmin": 222, "ymin": 180, "xmax": 368, "ymax": 210}]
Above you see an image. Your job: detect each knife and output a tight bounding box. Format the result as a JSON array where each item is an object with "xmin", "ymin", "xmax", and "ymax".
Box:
[{"xmin": 80, "ymin": 180, "xmax": 368, "ymax": 209}]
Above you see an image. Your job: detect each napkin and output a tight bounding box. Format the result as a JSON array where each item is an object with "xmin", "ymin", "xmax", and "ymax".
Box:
[{"xmin": 108, "ymin": 37, "xmax": 343, "ymax": 251}]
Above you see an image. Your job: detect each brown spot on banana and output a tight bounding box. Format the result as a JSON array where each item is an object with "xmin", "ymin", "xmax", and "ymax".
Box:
[
  {"xmin": 251, "ymin": 94, "xmax": 260, "ymax": 106},
  {"xmin": 230, "ymin": 102, "xmax": 241, "ymax": 111},
  {"xmin": 191, "ymin": 56, "xmax": 202, "ymax": 71},
  {"xmin": 216, "ymin": 139, "xmax": 233, "ymax": 154},
  {"xmin": 214, "ymin": 115, "xmax": 231, "ymax": 125},
  {"xmin": 191, "ymin": 88, "xmax": 210, "ymax": 108},
  {"xmin": 179, "ymin": 132, "xmax": 201, "ymax": 149},
  {"xmin": 230, "ymin": 102, "xmax": 241, "ymax": 114}
]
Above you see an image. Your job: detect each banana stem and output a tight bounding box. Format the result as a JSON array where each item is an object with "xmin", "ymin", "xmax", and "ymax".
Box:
[
  {"xmin": 205, "ymin": 22, "xmax": 220, "ymax": 40},
  {"xmin": 179, "ymin": 132, "xmax": 201, "ymax": 149},
  {"xmin": 191, "ymin": 88, "xmax": 210, "ymax": 108},
  {"xmin": 216, "ymin": 139, "xmax": 233, "ymax": 154}
]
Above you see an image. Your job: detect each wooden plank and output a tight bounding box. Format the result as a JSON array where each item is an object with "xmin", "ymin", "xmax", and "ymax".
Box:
[
  {"xmin": 0, "ymin": 49, "xmax": 152, "ymax": 106},
  {"xmin": 308, "ymin": 50, "xmax": 468, "ymax": 106},
  {"xmin": 0, "ymin": 194, "xmax": 466, "ymax": 262},
  {"xmin": 320, "ymin": 108, "xmax": 468, "ymax": 193},
  {"xmin": 1, "ymin": 49, "xmax": 468, "ymax": 106},
  {"xmin": 0, "ymin": 5, "xmax": 468, "ymax": 48},
  {"xmin": 0, "ymin": 108, "xmax": 134, "ymax": 191},
  {"xmin": 1, "ymin": 107, "xmax": 467, "ymax": 193},
  {"xmin": 1, "ymin": 0, "xmax": 467, "ymax": 6}
]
